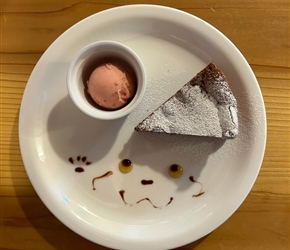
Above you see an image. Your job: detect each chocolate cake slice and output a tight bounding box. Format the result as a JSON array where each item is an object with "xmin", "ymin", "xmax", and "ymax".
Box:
[{"xmin": 134, "ymin": 63, "xmax": 238, "ymax": 139}]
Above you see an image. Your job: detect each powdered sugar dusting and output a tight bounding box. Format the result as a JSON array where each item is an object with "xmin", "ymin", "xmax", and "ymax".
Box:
[
  {"xmin": 127, "ymin": 63, "xmax": 187, "ymax": 127},
  {"xmin": 135, "ymin": 85, "xmax": 223, "ymax": 137},
  {"xmin": 207, "ymin": 89, "xmax": 266, "ymax": 163},
  {"xmin": 199, "ymin": 64, "xmax": 238, "ymax": 138},
  {"xmin": 134, "ymin": 63, "xmax": 238, "ymax": 139},
  {"xmin": 125, "ymin": 64, "xmax": 265, "ymax": 166}
]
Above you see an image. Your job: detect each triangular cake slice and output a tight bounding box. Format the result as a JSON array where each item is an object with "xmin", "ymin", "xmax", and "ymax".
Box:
[{"xmin": 134, "ymin": 63, "xmax": 238, "ymax": 139}]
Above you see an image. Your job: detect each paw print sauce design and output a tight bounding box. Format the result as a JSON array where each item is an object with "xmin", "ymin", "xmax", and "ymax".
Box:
[{"xmin": 68, "ymin": 156, "xmax": 91, "ymax": 172}]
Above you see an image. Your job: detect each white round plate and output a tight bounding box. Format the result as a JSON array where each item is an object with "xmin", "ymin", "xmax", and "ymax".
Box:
[{"xmin": 19, "ymin": 5, "xmax": 267, "ymax": 250}]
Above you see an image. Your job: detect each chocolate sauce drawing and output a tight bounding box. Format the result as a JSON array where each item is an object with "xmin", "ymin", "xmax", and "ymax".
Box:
[
  {"xmin": 119, "ymin": 190, "xmax": 133, "ymax": 206},
  {"xmin": 141, "ymin": 180, "xmax": 154, "ymax": 185},
  {"xmin": 75, "ymin": 167, "xmax": 84, "ymax": 173},
  {"xmin": 68, "ymin": 155, "xmax": 91, "ymax": 172},
  {"xmin": 69, "ymin": 157, "xmax": 74, "ymax": 164},
  {"xmin": 92, "ymin": 171, "xmax": 113, "ymax": 190},
  {"xmin": 119, "ymin": 190, "xmax": 173, "ymax": 209},
  {"xmin": 189, "ymin": 176, "xmax": 205, "ymax": 197},
  {"xmin": 69, "ymin": 155, "xmax": 205, "ymax": 207}
]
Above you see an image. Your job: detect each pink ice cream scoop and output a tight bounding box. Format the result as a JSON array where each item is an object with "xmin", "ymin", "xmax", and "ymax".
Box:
[{"xmin": 87, "ymin": 63, "xmax": 136, "ymax": 110}]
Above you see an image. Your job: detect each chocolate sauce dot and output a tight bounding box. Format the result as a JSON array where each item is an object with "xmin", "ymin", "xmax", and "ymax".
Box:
[
  {"xmin": 82, "ymin": 156, "xmax": 87, "ymax": 162},
  {"xmin": 141, "ymin": 180, "xmax": 154, "ymax": 185},
  {"xmin": 168, "ymin": 164, "xmax": 183, "ymax": 178},
  {"xmin": 193, "ymin": 191, "xmax": 205, "ymax": 197},
  {"xmin": 122, "ymin": 159, "xmax": 131, "ymax": 166},
  {"xmin": 170, "ymin": 164, "xmax": 178, "ymax": 172},
  {"xmin": 75, "ymin": 167, "xmax": 84, "ymax": 173},
  {"xmin": 189, "ymin": 176, "xmax": 195, "ymax": 182},
  {"xmin": 119, "ymin": 159, "xmax": 133, "ymax": 173},
  {"xmin": 77, "ymin": 156, "xmax": 81, "ymax": 161},
  {"xmin": 68, "ymin": 157, "xmax": 74, "ymax": 164}
]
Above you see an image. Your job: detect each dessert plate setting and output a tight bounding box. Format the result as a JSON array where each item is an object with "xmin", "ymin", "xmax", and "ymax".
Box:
[{"xmin": 19, "ymin": 5, "xmax": 267, "ymax": 250}]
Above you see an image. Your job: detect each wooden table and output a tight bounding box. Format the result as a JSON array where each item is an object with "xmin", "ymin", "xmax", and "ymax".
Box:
[{"xmin": 1, "ymin": 1, "xmax": 289, "ymax": 249}]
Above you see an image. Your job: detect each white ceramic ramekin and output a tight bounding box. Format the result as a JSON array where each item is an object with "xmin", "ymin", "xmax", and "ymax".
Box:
[{"xmin": 67, "ymin": 41, "xmax": 146, "ymax": 120}]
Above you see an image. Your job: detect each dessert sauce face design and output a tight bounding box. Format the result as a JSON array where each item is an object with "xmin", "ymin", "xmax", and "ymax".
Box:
[{"xmin": 68, "ymin": 157, "xmax": 205, "ymax": 209}]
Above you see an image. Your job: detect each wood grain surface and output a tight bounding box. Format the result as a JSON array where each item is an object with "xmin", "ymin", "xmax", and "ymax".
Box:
[{"xmin": 1, "ymin": 0, "xmax": 289, "ymax": 249}]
